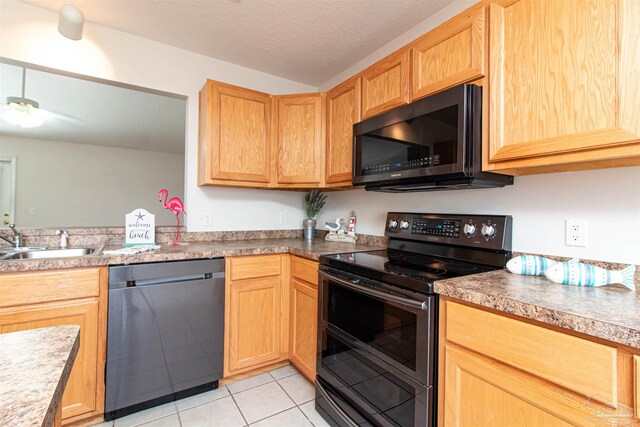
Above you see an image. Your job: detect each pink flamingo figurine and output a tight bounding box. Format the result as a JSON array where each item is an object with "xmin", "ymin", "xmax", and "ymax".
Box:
[{"xmin": 158, "ymin": 189, "xmax": 187, "ymax": 245}]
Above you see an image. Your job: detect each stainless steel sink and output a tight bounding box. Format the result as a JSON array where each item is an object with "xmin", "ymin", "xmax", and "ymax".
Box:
[
  {"xmin": 0, "ymin": 246, "xmax": 47, "ymax": 253},
  {"xmin": 0, "ymin": 246, "xmax": 104, "ymax": 260}
]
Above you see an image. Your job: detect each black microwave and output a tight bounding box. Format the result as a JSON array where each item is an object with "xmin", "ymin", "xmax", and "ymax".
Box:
[{"xmin": 352, "ymin": 84, "xmax": 513, "ymax": 192}]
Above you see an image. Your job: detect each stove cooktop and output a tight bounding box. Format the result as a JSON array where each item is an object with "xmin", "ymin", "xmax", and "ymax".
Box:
[{"xmin": 320, "ymin": 249, "xmax": 499, "ymax": 295}]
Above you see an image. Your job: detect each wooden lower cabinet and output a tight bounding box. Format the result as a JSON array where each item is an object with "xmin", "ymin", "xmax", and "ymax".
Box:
[
  {"xmin": 440, "ymin": 298, "xmax": 639, "ymax": 426},
  {"xmin": 635, "ymin": 356, "xmax": 640, "ymax": 418},
  {"xmin": 289, "ymin": 256, "xmax": 319, "ymax": 382},
  {"xmin": 289, "ymin": 277, "xmax": 318, "ymax": 381},
  {"xmin": 224, "ymin": 255, "xmax": 289, "ymax": 376},
  {"xmin": 0, "ymin": 268, "xmax": 107, "ymax": 424},
  {"xmin": 225, "ymin": 254, "xmax": 319, "ymax": 381},
  {"xmin": 444, "ymin": 345, "xmax": 606, "ymax": 426}
]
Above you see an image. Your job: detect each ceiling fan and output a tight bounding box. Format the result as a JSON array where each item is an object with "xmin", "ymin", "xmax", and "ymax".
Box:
[{"xmin": 2, "ymin": 67, "xmax": 82, "ymax": 129}]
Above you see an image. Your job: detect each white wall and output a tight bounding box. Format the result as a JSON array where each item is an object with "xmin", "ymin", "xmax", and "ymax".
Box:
[
  {"xmin": 0, "ymin": 0, "xmax": 314, "ymax": 231},
  {"xmin": 0, "ymin": 135, "xmax": 184, "ymax": 227},
  {"xmin": 318, "ymin": 168, "xmax": 640, "ymax": 264}
]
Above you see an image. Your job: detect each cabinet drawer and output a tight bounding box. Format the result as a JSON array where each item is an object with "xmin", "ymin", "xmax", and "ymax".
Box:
[
  {"xmin": 291, "ymin": 256, "xmax": 318, "ymax": 286},
  {"xmin": 228, "ymin": 255, "xmax": 282, "ymax": 281},
  {"xmin": 445, "ymin": 301, "xmax": 618, "ymax": 405},
  {"xmin": 0, "ymin": 268, "xmax": 100, "ymax": 308}
]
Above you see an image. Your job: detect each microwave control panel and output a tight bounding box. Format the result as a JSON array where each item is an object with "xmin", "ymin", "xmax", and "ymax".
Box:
[{"xmin": 385, "ymin": 212, "xmax": 512, "ymax": 251}]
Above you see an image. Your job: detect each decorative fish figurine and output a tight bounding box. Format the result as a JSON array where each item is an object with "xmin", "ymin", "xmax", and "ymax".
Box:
[
  {"xmin": 544, "ymin": 262, "xmax": 636, "ymax": 290},
  {"xmin": 506, "ymin": 255, "xmax": 578, "ymax": 276}
]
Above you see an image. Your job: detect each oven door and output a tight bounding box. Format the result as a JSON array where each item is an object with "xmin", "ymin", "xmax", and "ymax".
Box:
[{"xmin": 316, "ymin": 268, "xmax": 437, "ymax": 427}]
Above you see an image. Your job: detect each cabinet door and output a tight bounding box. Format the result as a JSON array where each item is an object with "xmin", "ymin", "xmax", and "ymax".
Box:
[
  {"xmin": 361, "ymin": 49, "xmax": 411, "ymax": 119},
  {"xmin": 0, "ymin": 300, "xmax": 100, "ymax": 420},
  {"xmin": 199, "ymin": 80, "xmax": 274, "ymax": 186},
  {"xmin": 225, "ymin": 276, "xmax": 281, "ymax": 375},
  {"xmin": 326, "ymin": 77, "xmax": 361, "ymax": 186},
  {"xmin": 276, "ymin": 93, "xmax": 326, "ymax": 186},
  {"xmin": 443, "ymin": 344, "xmax": 625, "ymax": 426},
  {"xmin": 289, "ymin": 277, "xmax": 318, "ymax": 382},
  {"xmin": 487, "ymin": 0, "xmax": 640, "ymax": 174},
  {"xmin": 411, "ymin": 7, "xmax": 485, "ymax": 100}
]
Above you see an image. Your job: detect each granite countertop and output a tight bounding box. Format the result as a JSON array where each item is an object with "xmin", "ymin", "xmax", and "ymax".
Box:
[
  {"xmin": 0, "ymin": 325, "xmax": 80, "ymax": 427},
  {"xmin": 435, "ymin": 269, "xmax": 640, "ymax": 349},
  {"xmin": 0, "ymin": 238, "xmax": 386, "ymax": 273}
]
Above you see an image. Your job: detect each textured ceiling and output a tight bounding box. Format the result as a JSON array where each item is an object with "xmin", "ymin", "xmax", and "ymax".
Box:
[
  {"xmin": 20, "ymin": 0, "xmax": 454, "ymax": 86},
  {"xmin": 0, "ymin": 62, "xmax": 186, "ymax": 153}
]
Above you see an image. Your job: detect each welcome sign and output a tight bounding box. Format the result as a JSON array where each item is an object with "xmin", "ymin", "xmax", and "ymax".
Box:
[{"xmin": 125, "ymin": 208, "xmax": 155, "ymax": 246}]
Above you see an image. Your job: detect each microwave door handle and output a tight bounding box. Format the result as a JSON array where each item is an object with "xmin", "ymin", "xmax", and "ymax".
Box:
[{"xmin": 319, "ymin": 271, "xmax": 428, "ymax": 311}]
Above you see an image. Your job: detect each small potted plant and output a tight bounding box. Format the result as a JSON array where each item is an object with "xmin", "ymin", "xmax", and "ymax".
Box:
[{"xmin": 303, "ymin": 189, "xmax": 327, "ymax": 240}]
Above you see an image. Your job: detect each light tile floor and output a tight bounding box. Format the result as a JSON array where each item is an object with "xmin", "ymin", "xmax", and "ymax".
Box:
[{"xmin": 93, "ymin": 365, "xmax": 330, "ymax": 427}]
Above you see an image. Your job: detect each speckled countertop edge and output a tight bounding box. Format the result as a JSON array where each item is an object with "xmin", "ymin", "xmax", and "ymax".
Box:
[
  {"xmin": 0, "ymin": 325, "xmax": 80, "ymax": 427},
  {"xmin": 435, "ymin": 269, "xmax": 640, "ymax": 349},
  {"xmin": 0, "ymin": 238, "xmax": 387, "ymax": 273}
]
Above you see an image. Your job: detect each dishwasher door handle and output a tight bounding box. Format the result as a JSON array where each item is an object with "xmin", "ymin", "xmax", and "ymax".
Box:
[{"xmin": 129, "ymin": 271, "xmax": 224, "ymax": 287}]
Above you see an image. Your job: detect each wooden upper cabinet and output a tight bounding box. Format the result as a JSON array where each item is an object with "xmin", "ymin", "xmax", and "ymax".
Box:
[
  {"xmin": 486, "ymin": 0, "xmax": 640, "ymax": 174},
  {"xmin": 199, "ymin": 80, "xmax": 274, "ymax": 187},
  {"xmin": 411, "ymin": 6, "xmax": 486, "ymax": 100},
  {"xmin": 361, "ymin": 49, "xmax": 411, "ymax": 119},
  {"xmin": 325, "ymin": 77, "xmax": 361, "ymax": 186},
  {"xmin": 276, "ymin": 93, "xmax": 326, "ymax": 186}
]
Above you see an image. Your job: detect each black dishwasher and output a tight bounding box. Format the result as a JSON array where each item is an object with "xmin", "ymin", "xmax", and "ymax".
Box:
[{"xmin": 105, "ymin": 259, "xmax": 225, "ymax": 420}]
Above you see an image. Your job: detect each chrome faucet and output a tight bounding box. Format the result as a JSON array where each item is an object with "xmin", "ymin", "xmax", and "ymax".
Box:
[
  {"xmin": 56, "ymin": 229, "xmax": 69, "ymax": 248},
  {"xmin": 0, "ymin": 224, "xmax": 22, "ymax": 248}
]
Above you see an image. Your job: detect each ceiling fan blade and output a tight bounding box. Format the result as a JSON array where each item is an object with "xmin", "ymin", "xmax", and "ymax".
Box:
[{"xmin": 41, "ymin": 109, "xmax": 84, "ymax": 125}]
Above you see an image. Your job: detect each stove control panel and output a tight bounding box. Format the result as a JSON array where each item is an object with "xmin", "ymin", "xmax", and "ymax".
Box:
[{"xmin": 384, "ymin": 212, "xmax": 512, "ymax": 251}]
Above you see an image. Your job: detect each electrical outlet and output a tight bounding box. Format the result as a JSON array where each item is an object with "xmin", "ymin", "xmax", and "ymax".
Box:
[
  {"xmin": 565, "ymin": 219, "xmax": 587, "ymax": 247},
  {"xmin": 279, "ymin": 212, "xmax": 287, "ymax": 225},
  {"xmin": 203, "ymin": 212, "xmax": 212, "ymax": 226}
]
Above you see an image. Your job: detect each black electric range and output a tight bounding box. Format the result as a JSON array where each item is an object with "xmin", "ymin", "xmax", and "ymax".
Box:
[{"xmin": 315, "ymin": 212, "xmax": 512, "ymax": 427}]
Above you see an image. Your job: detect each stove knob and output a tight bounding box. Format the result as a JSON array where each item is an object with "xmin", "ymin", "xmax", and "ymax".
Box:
[
  {"xmin": 481, "ymin": 224, "xmax": 496, "ymax": 238},
  {"xmin": 400, "ymin": 220, "xmax": 409, "ymax": 230},
  {"xmin": 463, "ymin": 223, "xmax": 476, "ymax": 236},
  {"xmin": 389, "ymin": 219, "xmax": 398, "ymax": 229}
]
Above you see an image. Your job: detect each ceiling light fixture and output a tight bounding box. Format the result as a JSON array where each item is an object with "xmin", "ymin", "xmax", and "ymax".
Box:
[
  {"xmin": 58, "ymin": 3, "xmax": 84, "ymax": 40},
  {"xmin": 2, "ymin": 68, "xmax": 45, "ymax": 129}
]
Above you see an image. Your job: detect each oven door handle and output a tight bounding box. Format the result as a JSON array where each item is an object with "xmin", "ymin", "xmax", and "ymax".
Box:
[
  {"xmin": 319, "ymin": 271, "xmax": 429, "ymax": 311},
  {"xmin": 315, "ymin": 380, "xmax": 361, "ymax": 427}
]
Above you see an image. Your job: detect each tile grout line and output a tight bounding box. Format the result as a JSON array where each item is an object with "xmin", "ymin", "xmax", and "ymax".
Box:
[
  {"xmin": 108, "ymin": 368, "xmax": 309, "ymax": 427},
  {"xmin": 228, "ymin": 390, "xmax": 251, "ymax": 427},
  {"xmin": 267, "ymin": 368, "xmax": 300, "ymax": 382},
  {"xmin": 236, "ymin": 371, "xmax": 305, "ymax": 426},
  {"xmin": 175, "ymin": 386, "xmax": 231, "ymax": 413},
  {"xmin": 228, "ymin": 375, "xmax": 276, "ymax": 396},
  {"xmin": 176, "ymin": 406, "xmax": 184, "ymax": 427}
]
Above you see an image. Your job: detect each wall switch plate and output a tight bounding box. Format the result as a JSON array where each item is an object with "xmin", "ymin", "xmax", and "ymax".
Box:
[
  {"xmin": 565, "ymin": 219, "xmax": 587, "ymax": 247},
  {"xmin": 279, "ymin": 212, "xmax": 287, "ymax": 225},
  {"xmin": 203, "ymin": 212, "xmax": 212, "ymax": 226},
  {"xmin": 30, "ymin": 208, "xmax": 37, "ymax": 215}
]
